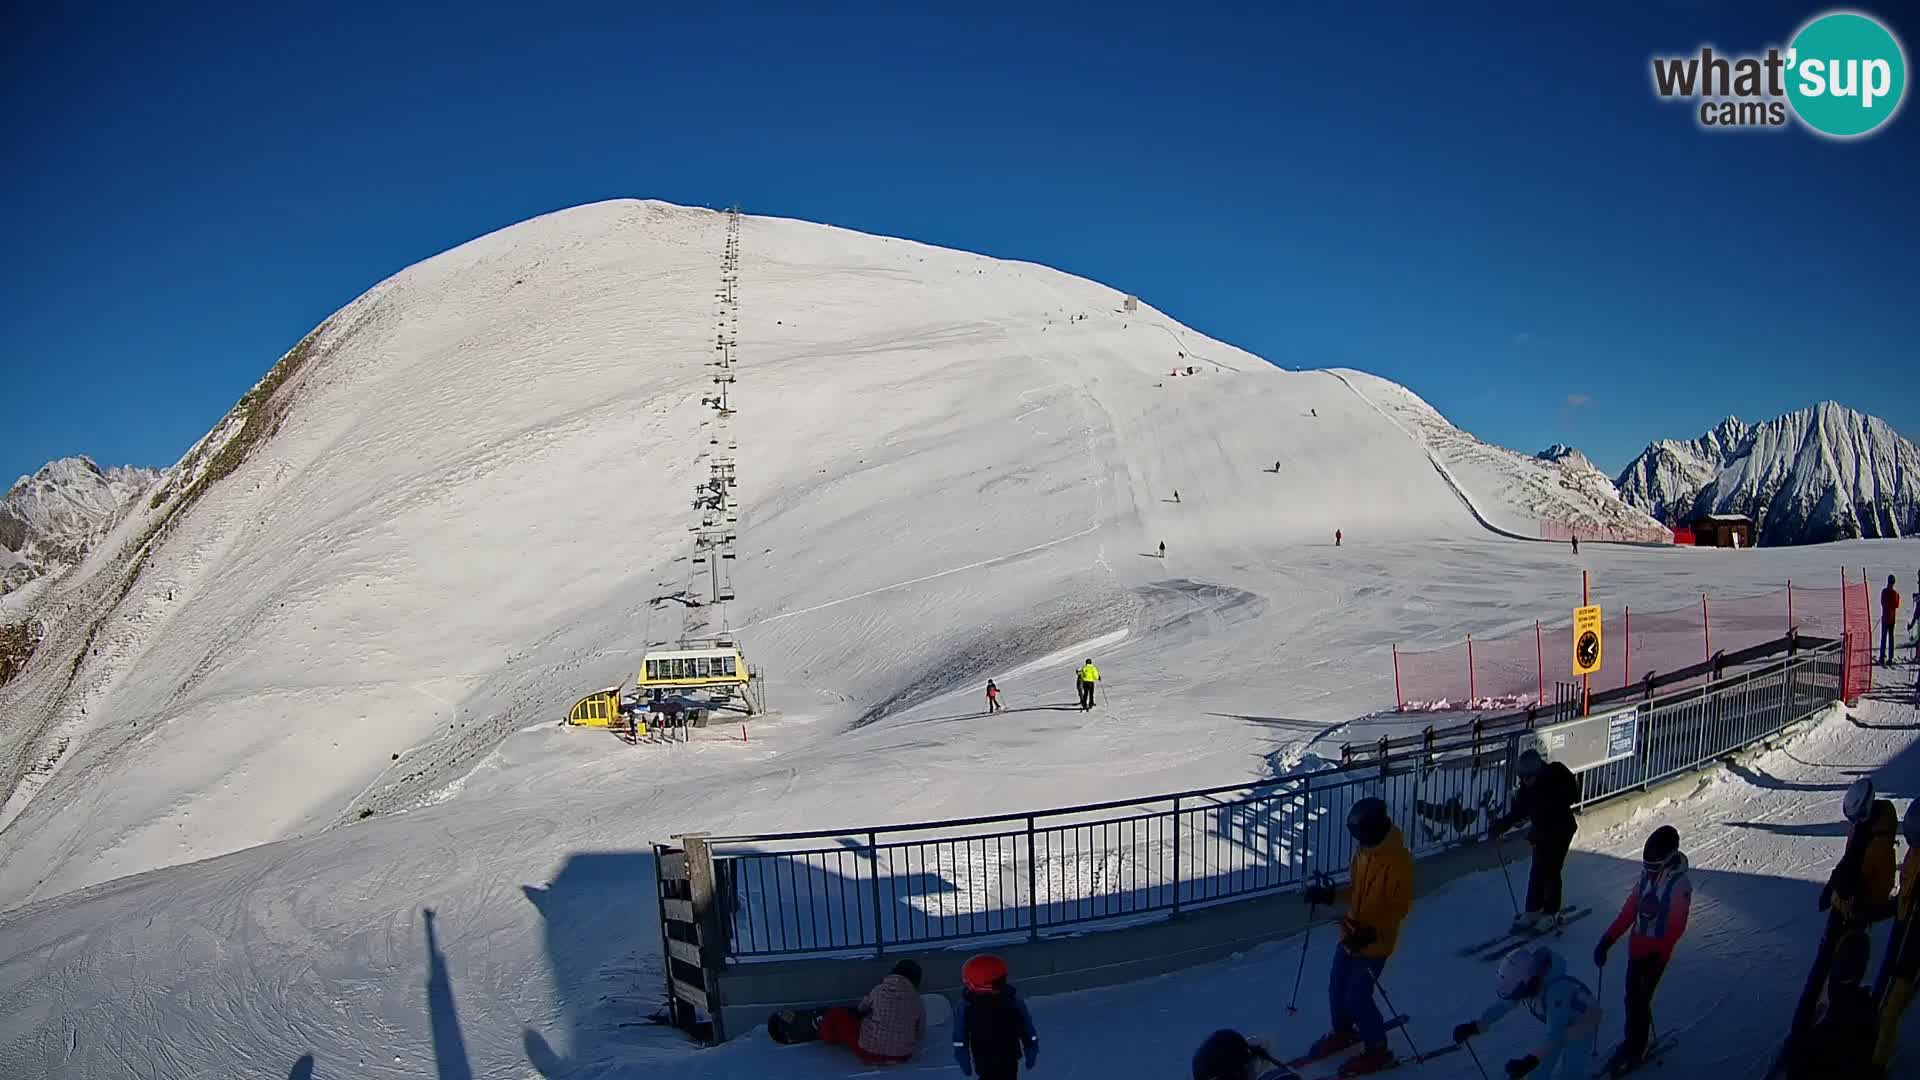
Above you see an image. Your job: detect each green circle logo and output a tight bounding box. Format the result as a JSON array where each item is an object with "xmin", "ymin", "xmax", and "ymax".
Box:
[{"xmin": 1786, "ymin": 11, "xmax": 1907, "ymax": 137}]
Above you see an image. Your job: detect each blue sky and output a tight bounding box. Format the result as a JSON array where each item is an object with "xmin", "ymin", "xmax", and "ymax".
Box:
[{"xmin": 2, "ymin": 2, "xmax": 1915, "ymax": 483}]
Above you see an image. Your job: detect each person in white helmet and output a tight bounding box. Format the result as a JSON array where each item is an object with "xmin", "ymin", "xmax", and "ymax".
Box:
[
  {"xmin": 1452, "ymin": 945, "xmax": 1601, "ymax": 1078},
  {"xmin": 1787, "ymin": 778, "xmax": 1898, "ymax": 1047}
]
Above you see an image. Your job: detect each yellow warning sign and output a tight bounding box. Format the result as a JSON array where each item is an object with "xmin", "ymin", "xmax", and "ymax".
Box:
[{"xmin": 1573, "ymin": 605, "xmax": 1604, "ymax": 676}]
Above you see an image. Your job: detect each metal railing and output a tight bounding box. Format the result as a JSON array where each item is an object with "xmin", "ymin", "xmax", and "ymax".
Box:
[{"xmin": 698, "ymin": 641, "xmax": 1842, "ymax": 962}]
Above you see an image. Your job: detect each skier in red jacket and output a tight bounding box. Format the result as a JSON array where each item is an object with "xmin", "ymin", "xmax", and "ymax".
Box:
[{"xmin": 1593, "ymin": 826, "xmax": 1692, "ymax": 1075}]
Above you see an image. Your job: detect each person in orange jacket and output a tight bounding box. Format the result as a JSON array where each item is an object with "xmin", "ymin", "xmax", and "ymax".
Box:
[{"xmin": 1300, "ymin": 797, "xmax": 1414, "ymax": 1074}]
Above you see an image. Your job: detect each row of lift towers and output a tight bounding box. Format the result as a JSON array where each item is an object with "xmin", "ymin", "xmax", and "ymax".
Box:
[{"xmin": 567, "ymin": 207, "xmax": 760, "ymax": 740}]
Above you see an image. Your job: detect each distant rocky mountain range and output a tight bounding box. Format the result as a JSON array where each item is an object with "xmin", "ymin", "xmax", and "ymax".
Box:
[
  {"xmin": 1615, "ymin": 403, "xmax": 1919, "ymax": 546},
  {"xmin": 1, "ymin": 457, "xmax": 159, "ymax": 596}
]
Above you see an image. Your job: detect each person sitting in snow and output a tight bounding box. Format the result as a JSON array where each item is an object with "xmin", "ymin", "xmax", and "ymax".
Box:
[
  {"xmin": 1191, "ymin": 1029, "xmax": 1301, "ymax": 1080},
  {"xmin": 816, "ymin": 959, "xmax": 927, "ymax": 1065},
  {"xmin": 1453, "ymin": 945, "xmax": 1601, "ymax": 1079}
]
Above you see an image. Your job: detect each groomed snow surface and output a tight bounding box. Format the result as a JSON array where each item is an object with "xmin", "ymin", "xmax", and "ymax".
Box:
[{"xmin": 0, "ymin": 201, "xmax": 1917, "ymax": 1077}]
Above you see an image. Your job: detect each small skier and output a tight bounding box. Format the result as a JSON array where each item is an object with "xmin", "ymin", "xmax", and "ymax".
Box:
[
  {"xmin": 1159, "ymin": 541, "xmax": 1167, "ymax": 558},
  {"xmin": 1882, "ymin": 576, "xmax": 1902, "ymax": 666},
  {"xmin": 1571, "ymin": 536, "xmax": 1579, "ymax": 556},
  {"xmin": 1174, "ymin": 490, "xmax": 1181, "ymax": 503},
  {"xmin": 1274, "ymin": 460, "xmax": 1281, "ymax": 473},
  {"xmin": 815, "ymin": 959, "xmax": 927, "ymax": 1065},
  {"xmin": 1871, "ymin": 801, "xmax": 1920, "ymax": 1073},
  {"xmin": 1335, "ymin": 529, "xmax": 1342, "ymax": 547},
  {"xmin": 1076, "ymin": 659, "xmax": 1100, "ymax": 711},
  {"xmin": 953, "ymin": 954, "xmax": 1039, "ymax": 1080},
  {"xmin": 1298, "ymin": 797, "xmax": 1414, "ymax": 1074},
  {"xmin": 985, "ymin": 680, "xmax": 1002, "ymax": 713},
  {"xmin": 1592, "ymin": 825, "xmax": 1693, "ymax": 1076},
  {"xmin": 1452, "ymin": 945, "xmax": 1602, "ymax": 1079},
  {"xmin": 1491, "ymin": 749, "xmax": 1580, "ymax": 930},
  {"xmin": 1311, "ymin": 408, "xmax": 1317, "ymax": 417},
  {"xmin": 1191, "ymin": 1029, "xmax": 1302, "ymax": 1080},
  {"xmin": 1785, "ymin": 931, "xmax": 1880, "ymax": 1079}
]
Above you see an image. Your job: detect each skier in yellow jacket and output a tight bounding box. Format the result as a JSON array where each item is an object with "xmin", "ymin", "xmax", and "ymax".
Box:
[
  {"xmin": 1873, "ymin": 802, "xmax": 1920, "ymax": 1074},
  {"xmin": 1300, "ymin": 797, "xmax": 1415, "ymax": 1075},
  {"xmin": 1076, "ymin": 660, "xmax": 1101, "ymax": 711}
]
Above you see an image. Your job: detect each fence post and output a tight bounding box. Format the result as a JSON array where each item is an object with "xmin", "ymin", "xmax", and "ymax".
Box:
[
  {"xmin": 1467, "ymin": 634, "xmax": 1476, "ymax": 705},
  {"xmin": 1027, "ymin": 816, "xmax": 1039, "ymax": 941},
  {"xmin": 1536, "ymin": 621, "xmax": 1544, "ymax": 706},
  {"xmin": 1392, "ymin": 645, "xmax": 1403, "ymax": 712},
  {"xmin": 1624, "ymin": 606, "xmax": 1632, "ymax": 689},
  {"xmin": 1170, "ymin": 797, "xmax": 1182, "ymax": 916},
  {"xmin": 867, "ymin": 830, "xmax": 885, "ymax": 957},
  {"xmin": 1702, "ymin": 593, "xmax": 1712, "ymax": 667},
  {"xmin": 682, "ymin": 833, "xmax": 729, "ymax": 1039},
  {"xmin": 1862, "ymin": 570, "xmax": 1874, "ymax": 694},
  {"xmin": 1787, "ymin": 580, "xmax": 1794, "ymax": 636}
]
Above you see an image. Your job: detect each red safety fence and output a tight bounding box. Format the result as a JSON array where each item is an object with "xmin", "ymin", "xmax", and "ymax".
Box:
[
  {"xmin": 1539, "ymin": 520, "xmax": 1675, "ymax": 545},
  {"xmin": 1841, "ymin": 568, "xmax": 1874, "ymax": 702},
  {"xmin": 1395, "ymin": 579, "xmax": 1853, "ymax": 712}
]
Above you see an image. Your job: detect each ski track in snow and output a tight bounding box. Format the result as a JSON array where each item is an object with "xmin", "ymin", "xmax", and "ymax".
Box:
[{"xmin": 0, "ymin": 200, "xmax": 1916, "ymax": 1077}]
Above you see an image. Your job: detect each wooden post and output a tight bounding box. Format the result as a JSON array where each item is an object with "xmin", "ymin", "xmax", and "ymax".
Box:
[{"xmin": 682, "ymin": 833, "xmax": 727, "ymax": 1040}]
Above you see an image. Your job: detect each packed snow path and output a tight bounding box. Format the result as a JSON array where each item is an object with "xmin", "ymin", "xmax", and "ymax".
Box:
[{"xmin": 2, "ymin": 687, "xmax": 1915, "ymax": 1077}]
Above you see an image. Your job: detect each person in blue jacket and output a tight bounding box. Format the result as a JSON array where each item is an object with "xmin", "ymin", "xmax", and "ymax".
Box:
[
  {"xmin": 1452, "ymin": 946, "xmax": 1602, "ymax": 1078},
  {"xmin": 953, "ymin": 954, "xmax": 1039, "ymax": 1079}
]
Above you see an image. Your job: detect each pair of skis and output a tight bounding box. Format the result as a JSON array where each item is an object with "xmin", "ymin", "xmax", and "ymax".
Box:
[
  {"xmin": 1591, "ymin": 1032, "xmax": 1680, "ymax": 1078},
  {"xmin": 1279, "ymin": 1015, "xmax": 1466, "ymax": 1077},
  {"xmin": 1456, "ymin": 906, "xmax": 1596, "ymax": 960}
]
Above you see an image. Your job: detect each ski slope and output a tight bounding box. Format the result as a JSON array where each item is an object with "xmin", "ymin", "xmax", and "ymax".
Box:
[
  {"xmin": 1, "ymin": 682, "xmax": 1913, "ymax": 1078},
  {"xmin": 0, "ymin": 200, "xmax": 1658, "ymax": 909},
  {"xmin": 1, "ymin": 200, "xmax": 1917, "ymax": 1078}
]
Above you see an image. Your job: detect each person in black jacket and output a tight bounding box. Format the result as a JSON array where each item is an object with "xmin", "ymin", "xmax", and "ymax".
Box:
[
  {"xmin": 1786, "ymin": 930, "xmax": 1879, "ymax": 1079},
  {"xmin": 1492, "ymin": 749, "xmax": 1580, "ymax": 930},
  {"xmin": 954, "ymin": 954, "xmax": 1039, "ymax": 1080}
]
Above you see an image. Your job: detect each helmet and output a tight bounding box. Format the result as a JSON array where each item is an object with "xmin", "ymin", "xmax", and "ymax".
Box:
[
  {"xmin": 1347, "ymin": 797, "xmax": 1391, "ymax": 848},
  {"xmin": 1643, "ymin": 826, "xmax": 1680, "ymax": 870},
  {"xmin": 961, "ymin": 953, "xmax": 1008, "ymax": 994},
  {"xmin": 1515, "ymin": 749, "xmax": 1545, "ymax": 779},
  {"xmin": 1905, "ymin": 801, "xmax": 1920, "ymax": 847},
  {"xmin": 891, "ymin": 959, "xmax": 923, "ymax": 988},
  {"xmin": 1494, "ymin": 947, "xmax": 1547, "ymax": 1001},
  {"xmin": 1831, "ymin": 931, "xmax": 1870, "ymax": 988},
  {"xmin": 1191, "ymin": 1029, "xmax": 1255, "ymax": 1080},
  {"xmin": 1843, "ymin": 777, "xmax": 1875, "ymax": 823}
]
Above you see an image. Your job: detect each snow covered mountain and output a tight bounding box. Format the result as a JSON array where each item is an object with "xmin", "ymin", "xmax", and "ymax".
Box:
[
  {"xmin": 1617, "ymin": 405, "xmax": 1918, "ymax": 545},
  {"xmin": 0, "ymin": 200, "xmax": 1656, "ymax": 910},
  {"xmin": 0, "ymin": 457, "xmax": 158, "ymax": 598}
]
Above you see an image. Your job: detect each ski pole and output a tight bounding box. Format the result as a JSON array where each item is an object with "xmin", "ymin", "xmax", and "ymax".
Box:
[
  {"xmin": 1287, "ymin": 873, "xmax": 1328, "ymax": 1014},
  {"xmin": 1595, "ymin": 965, "xmax": 1605, "ymax": 1060},
  {"xmin": 1372, "ymin": 977, "xmax": 1422, "ymax": 1063},
  {"xmin": 1491, "ymin": 831, "xmax": 1521, "ymax": 917},
  {"xmin": 1462, "ymin": 1037, "xmax": 1491, "ymax": 1080}
]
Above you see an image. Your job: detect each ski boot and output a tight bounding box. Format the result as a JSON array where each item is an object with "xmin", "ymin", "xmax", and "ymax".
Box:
[
  {"xmin": 1599, "ymin": 1042, "xmax": 1646, "ymax": 1077},
  {"xmin": 1293, "ymin": 1029, "xmax": 1362, "ymax": 1064},
  {"xmin": 1338, "ymin": 1044, "xmax": 1397, "ymax": 1076}
]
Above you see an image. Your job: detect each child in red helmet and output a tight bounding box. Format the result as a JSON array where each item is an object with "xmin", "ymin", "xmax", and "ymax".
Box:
[{"xmin": 954, "ymin": 954, "xmax": 1039, "ymax": 1079}]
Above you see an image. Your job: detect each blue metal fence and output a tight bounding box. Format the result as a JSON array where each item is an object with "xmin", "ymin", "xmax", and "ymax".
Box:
[{"xmin": 701, "ymin": 641, "xmax": 1842, "ymax": 961}]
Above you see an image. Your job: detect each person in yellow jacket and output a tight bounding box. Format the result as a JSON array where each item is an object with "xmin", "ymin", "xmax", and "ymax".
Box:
[
  {"xmin": 1076, "ymin": 660, "xmax": 1100, "ymax": 711},
  {"xmin": 1873, "ymin": 802, "xmax": 1920, "ymax": 1074},
  {"xmin": 1299, "ymin": 797, "xmax": 1414, "ymax": 1075}
]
